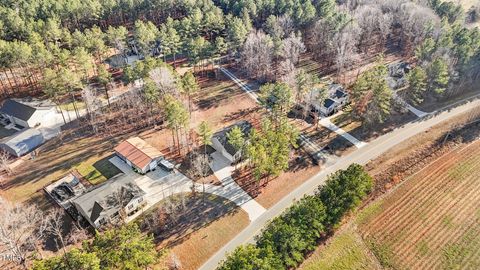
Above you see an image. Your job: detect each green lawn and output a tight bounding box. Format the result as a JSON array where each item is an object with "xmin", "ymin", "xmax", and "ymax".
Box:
[
  {"xmin": 59, "ymin": 101, "xmax": 86, "ymax": 111},
  {"xmin": 75, "ymin": 154, "xmax": 122, "ymax": 185},
  {"xmin": 300, "ymin": 227, "xmax": 379, "ymax": 270}
]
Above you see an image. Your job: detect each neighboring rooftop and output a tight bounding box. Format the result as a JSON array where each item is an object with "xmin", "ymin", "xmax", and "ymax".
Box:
[
  {"xmin": 0, "ymin": 128, "xmax": 44, "ymax": 156},
  {"xmin": 213, "ymin": 121, "xmax": 252, "ymax": 156},
  {"xmin": 324, "ymin": 98, "xmax": 337, "ymax": 109},
  {"xmin": 114, "ymin": 137, "xmax": 163, "ymax": 169},
  {"xmin": 73, "ymin": 175, "xmax": 145, "ymax": 225},
  {"xmin": 0, "ymin": 98, "xmax": 55, "ymax": 121}
]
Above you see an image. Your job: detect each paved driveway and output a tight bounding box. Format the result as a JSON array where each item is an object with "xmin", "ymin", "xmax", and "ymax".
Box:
[
  {"xmin": 208, "ymin": 152, "xmax": 266, "ymax": 221},
  {"xmin": 110, "ymin": 155, "xmax": 266, "ymax": 222}
]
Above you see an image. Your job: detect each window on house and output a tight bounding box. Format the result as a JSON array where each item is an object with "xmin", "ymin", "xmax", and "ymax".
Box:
[
  {"xmin": 128, "ymin": 204, "xmax": 134, "ymax": 210},
  {"xmin": 138, "ymin": 197, "xmax": 143, "ymax": 203}
]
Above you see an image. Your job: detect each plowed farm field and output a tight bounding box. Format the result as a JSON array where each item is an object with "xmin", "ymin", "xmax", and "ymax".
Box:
[{"xmin": 358, "ymin": 140, "xmax": 480, "ymax": 270}]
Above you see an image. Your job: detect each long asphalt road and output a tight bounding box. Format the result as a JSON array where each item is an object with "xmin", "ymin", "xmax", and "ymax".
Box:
[{"xmin": 199, "ymin": 97, "xmax": 480, "ymax": 270}]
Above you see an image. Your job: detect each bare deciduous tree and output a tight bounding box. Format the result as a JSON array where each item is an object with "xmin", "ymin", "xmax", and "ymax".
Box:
[
  {"xmin": 334, "ymin": 23, "xmax": 360, "ymax": 81},
  {"xmin": 278, "ymin": 59, "xmax": 297, "ymax": 89},
  {"xmin": 82, "ymin": 86, "xmax": 102, "ymax": 134},
  {"xmin": 149, "ymin": 67, "xmax": 177, "ymax": 96},
  {"xmin": 281, "ymin": 33, "xmax": 306, "ymax": 65},
  {"xmin": 354, "ymin": 5, "xmax": 392, "ymax": 53},
  {"xmin": 0, "ymin": 197, "xmax": 49, "ymax": 269},
  {"xmin": 66, "ymin": 223, "xmax": 89, "ymax": 245},
  {"xmin": 0, "ymin": 150, "xmax": 12, "ymax": 177},
  {"xmin": 398, "ymin": 2, "xmax": 440, "ymax": 55},
  {"xmin": 241, "ymin": 30, "xmax": 274, "ymax": 81},
  {"xmin": 46, "ymin": 208, "xmax": 68, "ymax": 254}
]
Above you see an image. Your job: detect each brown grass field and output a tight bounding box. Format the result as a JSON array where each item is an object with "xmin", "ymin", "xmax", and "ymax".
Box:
[{"xmin": 358, "ymin": 140, "xmax": 480, "ymax": 269}]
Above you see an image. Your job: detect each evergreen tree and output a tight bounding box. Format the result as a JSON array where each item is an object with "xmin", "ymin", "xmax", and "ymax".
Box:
[
  {"xmin": 164, "ymin": 95, "xmax": 189, "ymax": 152},
  {"xmin": 87, "ymin": 223, "xmax": 158, "ymax": 270},
  {"xmin": 180, "ymin": 71, "xmax": 199, "ymax": 115},
  {"xmin": 352, "ymin": 62, "xmax": 393, "ymax": 126},
  {"xmin": 218, "ymin": 244, "xmax": 282, "ymax": 270},
  {"xmin": 97, "ymin": 64, "xmax": 113, "ymax": 105},
  {"xmin": 427, "ymin": 58, "xmax": 450, "ymax": 96},
  {"xmin": 318, "ymin": 164, "xmax": 373, "ymax": 227},
  {"xmin": 198, "ymin": 120, "xmax": 213, "ymax": 156},
  {"xmin": 259, "ymin": 82, "xmax": 294, "ymax": 122},
  {"xmin": 32, "ymin": 249, "xmax": 100, "ymax": 270},
  {"xmin": 407, "ymin": 66, "xmax": 428, "ymax": 105},
  {"xmin": 227, "ymin": 126, "xmax": 245, "ymax": 158}
]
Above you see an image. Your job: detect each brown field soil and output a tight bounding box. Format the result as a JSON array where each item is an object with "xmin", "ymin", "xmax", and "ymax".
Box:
[
  {"xmin": 164, "ymin": 210, "xmax": 249, "ymax": 270},
  {"xmin": 359, "ymin": 140, "xmax": 480, "ymax": 270},
  {"xmin": 300, "ymin": 108, "xmax": 480, "ymax": 270}
]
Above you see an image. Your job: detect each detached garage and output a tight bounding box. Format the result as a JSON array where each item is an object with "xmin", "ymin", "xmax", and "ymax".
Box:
[
  {"xmin": 114, "ymin": 137, "xmax": 163, "ymax": 174},
  {"xmin": 0, "ymin": 128, "xmax": 45, "ymax": 157}
]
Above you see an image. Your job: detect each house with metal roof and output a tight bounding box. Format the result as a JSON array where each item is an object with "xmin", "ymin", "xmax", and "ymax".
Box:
[
  {"xmin": 0, "ymin": 128, "xmax": 45, "ymax": 157},
  {"xmin": 114, "ymin": 137, "xmax": 163, "ymax": 174},
  {"xmin": 211, "ymin": 121, "xmax": 252, "ymax": 163}
]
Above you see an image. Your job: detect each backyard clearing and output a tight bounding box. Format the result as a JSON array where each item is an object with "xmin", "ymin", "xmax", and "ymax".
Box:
[
  {"xmin": 0, "ymin": 133, "xmax": 128, "ymax": 207},
  {"xmin": 148, "ymin": 194, "xmax": 249, "ymax": 270}
]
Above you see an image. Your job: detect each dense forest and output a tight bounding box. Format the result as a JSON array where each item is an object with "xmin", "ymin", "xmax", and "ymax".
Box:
[{"xmin": 0, "ymin": 0, "xmax": 479, "ymax": 127}]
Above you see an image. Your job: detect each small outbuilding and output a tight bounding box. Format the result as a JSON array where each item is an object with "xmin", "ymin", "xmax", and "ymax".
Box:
[
  {"xmin": 0, "ymin": 128, "xmax": 45, "ymax": 157},
  {"xmin": 212, "ymin": 121, "xmax": 252, "ymax": 163},
  {"xmin": 114, "ymin": 137, "xmax": 163, "ymax": 174}
]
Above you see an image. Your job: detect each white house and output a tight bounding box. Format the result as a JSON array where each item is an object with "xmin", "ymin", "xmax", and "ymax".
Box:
[
  {"xmin": 211, "ymin": 121, "xmax": 252, "ymax": 163},
  {"xmin": 114, "ymin": 137, "xmax": 163, "ymax": 174},
  {"xmin": 72, "ymin": 176, "xmax": 146, "ymax": 228},
  {"xmin": 311, "ymin": 84, "xmax": 349, "ymax": 116},
  {"xmin": 0, "ymin": 98, "xmax": 58, "ymax": 128}
]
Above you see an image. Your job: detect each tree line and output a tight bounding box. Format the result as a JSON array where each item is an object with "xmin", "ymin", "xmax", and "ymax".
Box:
[
  {"xmin": 218, "ymin": 164, "xmax": 373, "ymax": 269},
  {"xmin": 0, "ymin": 197, "xmax": 161, "ymax": 270}
]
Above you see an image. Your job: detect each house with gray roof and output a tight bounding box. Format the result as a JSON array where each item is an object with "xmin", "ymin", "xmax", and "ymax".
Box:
[
  {"xmin": 310, "ymin": 84, "xmax": 349, "ymax": 116},
  {"xmin": 0, "ymin": 98, "xmax": 57, "ymax": 129},
  {"xmin": 211, "ymin": 121, "xmax": 252, "ymax": 163},
  {"xmin": 72, "ymin": 175, "xmax": 146, "ymax": 228}
]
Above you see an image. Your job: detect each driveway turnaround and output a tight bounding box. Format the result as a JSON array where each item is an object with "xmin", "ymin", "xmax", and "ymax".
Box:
[
  {"xmin": 199, "ymin": 96, "xmax": 480, "ymax": 270},
  {"xmin": 319, "ymin": 118, "xmax": 367, "ymax": 148},
  {"xmin": 109, "ymin": 155, "xmax": 266, "ymax": 222}
]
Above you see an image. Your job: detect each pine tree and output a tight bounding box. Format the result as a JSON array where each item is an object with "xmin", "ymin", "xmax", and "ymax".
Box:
[
  {"xmin": 427, "ymin": 58, "xmax": 450, "ymax": 96},
  {"xmin": 198, "ymin": 120, "xmax": 213, "ymax": 156},
  {"xmin": 180, "ymin": 71, "xmax": 199, "ymax": 115},
  {"xmin": 352, "ymin": 62, "xmax": 393, "ymax": 125},
  {"xmin": 407, "ymin": 66, "xmax": 428, "ymax": 105}
]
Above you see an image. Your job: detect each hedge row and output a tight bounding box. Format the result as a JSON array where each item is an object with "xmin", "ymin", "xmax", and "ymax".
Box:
[{"xmin": 218, "ymin": 164, "xmax": 373, "ymax": 270}]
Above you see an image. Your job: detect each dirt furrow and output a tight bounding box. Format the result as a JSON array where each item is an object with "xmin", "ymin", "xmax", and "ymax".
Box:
[{"xmin": 363, "ymin": 150, "xmax": 463, "ymax": 234}]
